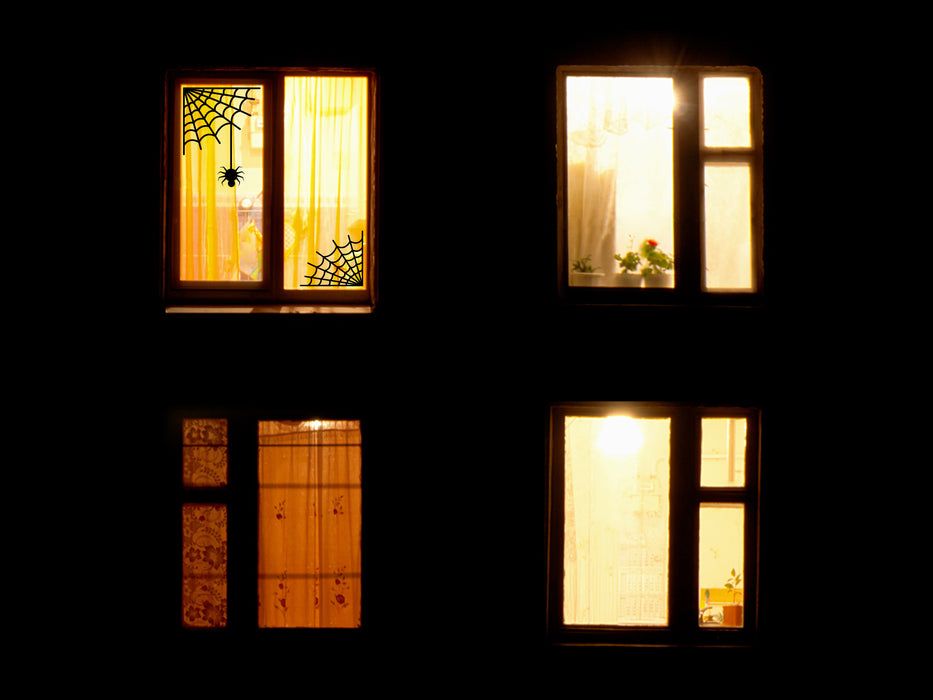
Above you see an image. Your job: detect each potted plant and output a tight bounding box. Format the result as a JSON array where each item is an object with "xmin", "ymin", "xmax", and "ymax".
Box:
[
  {"xmin": 570, "ymin": 255, "xmax": 604, "ymax": 287},
  {"xmin": 613, "ymin": 251, "xmax": 643, "ymax": 287},
  {"xmin": 722, "ymin": 568, "xmax": 743, "ymax": 627},
  {"xmin": 639, "ymin": 239, "xmax": 674, "ymax": 287}
]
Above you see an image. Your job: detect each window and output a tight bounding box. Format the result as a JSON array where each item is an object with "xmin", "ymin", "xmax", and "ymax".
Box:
[
  {"xmin": 179, "ymin": 417, "xmax": 363, "ymax": 629},
  {"xmin": 547, "ymin": 403, "xmax": 759, "ymax": 646},
  {"xmin": 163, "ymin": 70, "xmax": 377, "ymax": 312},
  {"xmin": 558, "ymin": 66, "xmax": 763, "ymax": 304}
]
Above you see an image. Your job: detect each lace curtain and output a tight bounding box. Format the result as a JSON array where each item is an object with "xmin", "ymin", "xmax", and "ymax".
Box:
[{"xmin": 257, "ymin": 420, "xmax": 362, "ymax": 628}]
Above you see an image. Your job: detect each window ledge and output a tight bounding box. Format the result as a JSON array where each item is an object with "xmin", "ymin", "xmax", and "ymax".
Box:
[{"xmin": 165, "ymin": 305, "xmax": 374, "ymax": 315}]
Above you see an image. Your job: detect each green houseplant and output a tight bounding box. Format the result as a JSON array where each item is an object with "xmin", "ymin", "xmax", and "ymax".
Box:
[
  {"xmin": 613, "ymin": 250, "xmax": 643, "ymax": 287},
  {"xmin": 639, "ymin": 239, "xmax": 674, "ymax": 287},
  {"xmin": 570, "ymin": 255, "xmax": 604, "ymax": 287},
  {"xmin": 722, "ymin": 568, "xmax": 744, "ymax": 627}
]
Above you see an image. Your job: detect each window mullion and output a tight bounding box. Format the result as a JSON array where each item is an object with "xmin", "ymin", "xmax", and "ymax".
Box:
[
  {"xmin": 668, "ymin": 408, "xmax": 700, "ymax": 639},
  {"xmin": 673, "ymin": 72, "xmax": 702, "ymax": 298},
  {"xmin": 225, "ymin": 414, "xmax": 259, "ymax": 630}
]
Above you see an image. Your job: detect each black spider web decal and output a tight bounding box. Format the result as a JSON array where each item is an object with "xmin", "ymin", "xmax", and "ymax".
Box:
[
  {"xmin": 182, "ymin": 87, "xmax": 257, "ymax": 154},
  {"xmin": 303, "ymin": 234, "xmax": 364, "ymax": 287}
]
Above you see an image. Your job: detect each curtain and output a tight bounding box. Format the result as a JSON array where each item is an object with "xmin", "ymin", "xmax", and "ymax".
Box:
[
  {"xmin": 257, "ymin": 420, "xmax": 362, "ymax": 628},
  {"xmin": 565, "ymin": 77, "xmax": 673, "ymax": 279},
  {"xmin": 179, "ymin": 86, "xmax": 263, "ymax": 281},
  {"xmin": 283, "ymin": 76, "xmax": 368, "ymax": 289}
]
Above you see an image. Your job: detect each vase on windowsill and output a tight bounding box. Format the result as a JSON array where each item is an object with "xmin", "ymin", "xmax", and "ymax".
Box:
[
  {"xmin": 613, "ymin": 272, "xmax": 643, "ymax": 287},
  {"xmin": 643, "ymin": 273, "xmax": 673, "ymax": 288},
  {"xmin": 721, "ymin": 603, "xmax": 744, "ymax": 627},
  {"xmin": 570, "ymin": 272, "xmax": 605, "ymax": 287}
]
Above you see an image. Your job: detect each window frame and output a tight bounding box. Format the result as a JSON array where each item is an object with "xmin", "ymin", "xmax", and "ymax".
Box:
[
  {"xmin": 161, "ymin": 68, "xmax": 379, "ymax": 313},
  {"xmin": 556, "ymin": 65, "xmax": 763, "ymax": 307},
  {"xmin": 174, "ymin": 411, "xmax": 366, "ymax": 634},
  {"xmin": 546, "ymin": 401, "xmax": 760, "ymax": 647}
]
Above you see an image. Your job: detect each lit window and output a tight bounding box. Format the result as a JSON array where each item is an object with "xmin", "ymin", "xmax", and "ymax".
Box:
[
  {"xmin": 548, "ymin": 404, "xmax": 759, "ymax": 645},
  {"xmin": 164, "ymin": 71, "xmax": 376, "ymax": 311},
  {"xmin": 178, "ymin": 417, "xmax": 363, "ymax": 630},
  {"xmin": 559, "ymin": 67, "xmax": 762, "ymax": 301}
]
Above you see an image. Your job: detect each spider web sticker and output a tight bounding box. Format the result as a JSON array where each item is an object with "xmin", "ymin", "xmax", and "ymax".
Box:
[
  {"xmin": 303, "ymin": 235, "xmax": 364, "ymax": 287},
  {"xmin": 182, "ymin": 87, "xmax": 258, "ymax": 154}
]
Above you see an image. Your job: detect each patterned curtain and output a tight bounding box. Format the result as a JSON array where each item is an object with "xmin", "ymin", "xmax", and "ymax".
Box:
[{"xmin": 257, "ymin": 420, "xmax": 362, "ymax": 628}]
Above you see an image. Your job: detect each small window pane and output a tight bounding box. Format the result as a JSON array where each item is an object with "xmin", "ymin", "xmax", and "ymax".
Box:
[
  {"xmin": 257, "ymin": 420, "xmax": 362, "ymax": 628},
  {"xmin": 179, "ymin": 85, "xmax": 263, "ymax": 282},
  {"xmin": 182, "ymin": 504, "xmax": 228, "ymax": 628},
  {"xmin": 563, "ymin": 416, "xmax": 671, "ymax": 626},
  {"xmin": 703, "ymin": 164, "xmax": 753, "ymax": 290},
  {"xmin": 283, "ymin": 77, "xmax": 369, "ymax": 290},
  {"xmin": 699, "ymin": 504, "xmax": 744, "ymax": 628},
  {"xmin": 701, "ymin": 418, "xmax": 746, "ymax": 487},
  {"xmin": 182, "ymin": 418, "xmax": 228, "ymax": 487},
  {"xmin": 703, "ymin": 77, "xmax": 751, "ymax": 148},
  {"xmin": 565, "ymin": 77, "xmax": 674, "ymax": 288}
]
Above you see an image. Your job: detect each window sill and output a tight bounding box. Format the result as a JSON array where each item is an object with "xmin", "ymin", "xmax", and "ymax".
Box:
[{"xmin": 165, "ymin": 304, "xmax": 374, "ymax": 314}]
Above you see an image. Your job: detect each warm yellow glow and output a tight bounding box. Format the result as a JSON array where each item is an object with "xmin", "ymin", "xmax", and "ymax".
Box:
[
  {"xmin": 564, "ymin": 416, "xmax": 670, "ymax": 626},
  {"xmin": 699, "ymin": 504, "xmax": 744, "ymax": 627},
  {"xmin": 597, "ymin": 416, "xmax": 644, "ymax": 456},
  {"xmin": 703, "ymin": 164, "xmax": 753, "ymax": 290},
  {"xmin": 283, "ymin": 76, "xmax": 369, "ymax": 290},
  {"xmin": 703, "ymin": 76, "xmax": 751, "ymax": 148},
  {"xmin": 565, "ymin": 76, "xmax": 674, "ymax": 287},
  {"xmin": 179, "ymin": 84, "xmax": 263, "ymax": 282},
  {"xmin": 700, "ymin": 418, "xmax": 747, "ymax": 487}
]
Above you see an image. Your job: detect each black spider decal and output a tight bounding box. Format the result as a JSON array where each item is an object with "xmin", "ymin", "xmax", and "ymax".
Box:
[{"xmin": 218, "ymin": 166, "xmax": 245, "ymax": 187}]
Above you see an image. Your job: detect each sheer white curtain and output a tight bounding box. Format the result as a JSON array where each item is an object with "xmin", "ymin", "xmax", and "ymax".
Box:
[{"xmin": 565, "ymin": 77, "xmax": 674, "ymax": 280}]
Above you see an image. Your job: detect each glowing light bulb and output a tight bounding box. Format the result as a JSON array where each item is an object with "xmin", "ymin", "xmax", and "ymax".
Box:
[{"xmin": 597, "ymin": 416, "xmax": 644, "ymax": 456}]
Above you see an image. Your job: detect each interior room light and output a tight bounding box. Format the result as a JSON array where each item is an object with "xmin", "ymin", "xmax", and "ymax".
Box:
[{"xmin": 597, "ymin": 416, "xmax": 644, "ymax": 456}]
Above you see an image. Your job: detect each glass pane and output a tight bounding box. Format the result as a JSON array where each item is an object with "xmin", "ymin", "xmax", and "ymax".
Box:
[
  {"xmin": 257, "ymin": 420, "xmax": 362, "ymax": 628},
  {"xmin": 703, "ymin": 77, "xmax": 751, "ymax": 148},
  {"xmin": 563, "ymin": 416, "xmax": 671, "ymax": 626},
  {"xmin": 703, "ymin": 164, "xmax": 753, "ymax": 290},
  {"xmin": 182, "ymin": 418, "xmax": 228, "ymax": 487},
  {"xmin": 699, "ymin": 504, "xmax": 745, "ymax": 628},
  {"xmin": 179, "ymin": 84, "xmax": 263, "ymax": 281},
  {"xmin": 284, "ymin": 77, "xmax": 369, "ymax": 290},
  {"xmin": 182, "ymin": 503, "xmax": 228, "ymax": 628},
  {"xmin": 701, "ymin": 418, "xmax": 746, "ymax": 487},
  {"xmin": 565, "ymin": 77, "xmax": 674, "ymax": 288}
]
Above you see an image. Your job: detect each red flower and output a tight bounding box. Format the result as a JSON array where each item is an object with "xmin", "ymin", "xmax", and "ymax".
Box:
[
  {"xmin": 646, "ymin": 239, "xmax": 658, "ymax": 247},
  {"xmin": 335, "ymin": 594, "xmax": 346, "ymax": 605}
]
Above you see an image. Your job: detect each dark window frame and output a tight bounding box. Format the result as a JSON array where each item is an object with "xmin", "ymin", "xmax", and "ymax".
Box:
[
  {"xmin": 161, "ymin": 67, "xmax": 379, "ymax": 313},
  {"xmin": 546, "ymin": 401, "xmax": 761, "ymax": 647},
  {"xmin": 556, "ymin": 65, "xmax": 764, "ymax": 307}
]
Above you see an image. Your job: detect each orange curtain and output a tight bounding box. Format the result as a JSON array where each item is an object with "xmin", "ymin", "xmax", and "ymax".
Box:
[{"xmin": 257, "ymin": 420, "xmax": 362, "ymax": 628}]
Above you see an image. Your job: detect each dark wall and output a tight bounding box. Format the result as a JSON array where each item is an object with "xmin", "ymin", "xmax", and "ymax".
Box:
[{"xmin": 80, "ymin": 10, "xmax": 871, "ymax": 687}]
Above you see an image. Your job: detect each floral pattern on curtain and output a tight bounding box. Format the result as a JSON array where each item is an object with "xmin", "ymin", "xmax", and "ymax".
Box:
[
  {"xmin": 257, "ymin": 420, "xmax": 362, "ymax": 628},
  {"xmin": 181, "ymin": 503, "xmax": 228, "ymax": 628}
]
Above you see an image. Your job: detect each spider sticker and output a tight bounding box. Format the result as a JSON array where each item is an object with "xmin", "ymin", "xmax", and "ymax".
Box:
[{"xmin": 183, "ymin": 86, "xmax": 258, "ymax": 188}]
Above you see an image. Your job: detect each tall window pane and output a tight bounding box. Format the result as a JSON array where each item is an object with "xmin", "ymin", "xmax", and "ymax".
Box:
[
  {"xmin": 181, "ymin": 503, "xmax": 228, "ymax": 628},
  {"xmin": 257, "ymin": 420, "xmax": 362, "ymax": 628},
  {"xmin": 565, "ymin": 77, "xmax": 674, "ymax": 288},
  {"xmin": 703, "ymin": 164, "xmax": 753, "ymax": 290},
  {"xmin": 283, "ymin": 77, "xmax": 369, "ymax": 290},
  {"xmin": 563, "ymin": 416, "xmax": 671, "ymax": 626},
  {"xmin": 698, "ymin": 504, "xmax": 745, "ymax": 628},
  {"xmin": 179, "ymin": 85, "xmax": 263, "ymax": 282}
]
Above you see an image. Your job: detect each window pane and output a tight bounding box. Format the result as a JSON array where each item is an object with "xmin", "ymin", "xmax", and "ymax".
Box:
[
  {"xmin": 566, "ymin": 77, "xmax": 674, "ymax": 288},
  {"xmin": 563, "ymin": 416, "xmax": 671, "ymax": 626},
  {"xmin": 257, "ymin": 420, "xmax": 362, "ymax": 628},
  {"xmin": 182, "ymin": 504, "xmax": 228, "ymax": 628},
  {"xmin": 700, "ymin": 418, "xmax": 746, "ymax": 487},
  {"xmin": 703, "ymin": 163, "xmax": 753, "ymax": 290},
  {"xmin": 179, "ymin": 85, "xmax": 263, "ymax": 281},
  {"xmin": 284, "ymin": 77, "xmax": 369, "ymax": 290},
  {"xmin": 703, "ymin": 77, "xmax": 751, "ymax": 148},
  {"xmin": 699, "ymin": 505, "xmax": 744, "ymax": 628},
  {"xmin": 182, "ymin": 418, "xmax": 228, "ymax": 487}
]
